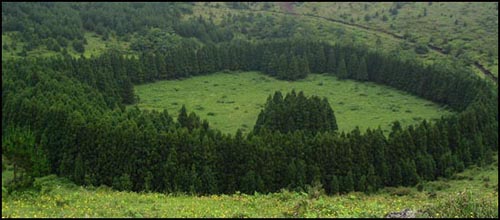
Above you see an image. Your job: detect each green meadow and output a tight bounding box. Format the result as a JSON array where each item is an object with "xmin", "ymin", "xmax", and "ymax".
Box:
[{"xmin": 133, "ymin": 71, "xmax": 452, "ymax": 134}]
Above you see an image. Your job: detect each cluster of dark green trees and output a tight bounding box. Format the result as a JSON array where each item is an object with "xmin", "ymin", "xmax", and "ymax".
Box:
[
  {"xmin": 2, "ymin": 2, "xmax": 310, "ymax": 56},
  {"xmin": 254, "ymin": 91, "xmax": 338, "ymax": 134},
  {"xmin": 2, "ymin": 37, "xmax": 498, "ymax": 195},
  {"xmin": 1, "ymin": 2, "xmax": 192, "ymax": 53}
]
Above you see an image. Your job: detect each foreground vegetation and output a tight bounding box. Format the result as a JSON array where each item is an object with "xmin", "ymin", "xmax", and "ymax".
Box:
[
  {"xmin": 134, "ymin": 72, "xmax": 450, "ymax": 134},
  {"xmin": 2, "ymin": 154, "xmax": 497, "ymax": 218}
]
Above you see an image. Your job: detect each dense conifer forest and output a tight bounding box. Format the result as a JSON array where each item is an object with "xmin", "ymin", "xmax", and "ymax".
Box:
[{"xmin": 2, "ymin": 2, "xmax": 498, "ymax": 217}]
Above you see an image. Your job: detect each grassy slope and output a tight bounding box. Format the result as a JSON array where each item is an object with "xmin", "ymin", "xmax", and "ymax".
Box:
[
  {"xmin": 1, "ymin": 31, "xmax": 131, "ymax": 61},
  {"xmin": 2, "ymin": 154, "xmax": 497, "ymax": 218},
  {"xmin": 291, "ymin": 2, "xmax": 499, "ymax": 78},
  {"xmin": 132, "ymin": 71, "xmax": 451, "ymax": 135},
  {"xmin": 195, "ymin": 2, "xmax": 496, "ymax": 80},
  {"xmin": 3, "ymin": 2, "xmax": 496, "ymax": 80}
]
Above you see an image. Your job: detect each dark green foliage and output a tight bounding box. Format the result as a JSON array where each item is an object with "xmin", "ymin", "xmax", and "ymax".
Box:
[
  {"xmin": 2, "ymin": 2, "xmax": 192, "ymax": 51},
  {"xmin": 355, "ymin": 56, "xmax": 369, "ymax": 81},
  {"xmin": 336, "ymin": 58, "xmax": 348, "ymax": 79},
  {"xmin": 113, "ymin": 174, "xmax": 133, "ymax": 191},
  {"xmin": 2, "ymin": 35, "xmax": 497, "ymax": 197},
  {"xmin": 72, "ymin": 40, "xmax": 85, "ymax": 53},
  {"xmin": 2, "ymin": 126, "xmax": 50, "ymax": 183},
  {"xmin": 415, "ymin": 44, "xmax": 429, "ymax": 54},
  {"xmin": 253, "ymin": 90, "xmax": 338, "ymax": 134},
  {"xmin": 73, "ymin": 154, "xmax": 85, "ymax": 185}
]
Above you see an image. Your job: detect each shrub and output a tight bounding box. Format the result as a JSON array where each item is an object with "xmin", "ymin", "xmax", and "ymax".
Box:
[
  {"xmin": 194, "ymin": 105, "xmax": 205, "ymax": 111},
  {"xmin": 33, "ymin": 174, "xmax": 76, "ymax": 194},
  {"xmin": 306, "ymin": 181, "xmax": 325, "ymax": 200},
  {"xmin": 482, "ymin": 176, "xmax": 490, "ymax": 182},
  {"xmin": 232, "ymin": 212, "xmax": 250, "ymax": 218},
  {"xmin": 386, "ymin": 187, "xmax": 413, "ymax": 196},
  {"xmin": 451, "ymin": 173, "xmax": 470, "ymax": 181},
  {"xmin": 424, "ymin": 190, "xmax": 498, "ymax": 218},
  {"xmin": 414, "ymin": 44, "xmax": 429, "ymax": 54},
  {"xmin": 416, "ymin": 183, "xmax": 424, "ymax": 192},
  {"xmin": 427, "ymin": 191, "xmax": 437, "ymax": 199},
  {"xmin": 425, "ymin": 182, "xmax": 451, "ymax": 191}
]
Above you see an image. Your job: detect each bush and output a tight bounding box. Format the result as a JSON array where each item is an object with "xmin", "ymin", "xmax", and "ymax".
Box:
[
  {"xmin": 427, "ymin": 191, "xmax": 437, "ymax": 199},
  {"xmin": 386, "ymin": 187, "xmax": 413, "ymax": 196},
  {"xmin": 33, "ymin": 174, "xmax": 76, "ymax": 195},
  {"xmin": 73, "ymin": 40, "xmax": 85, "ymax": 53},
  {"xmin": 6, "ymin": 175, "xmax": 35, "ymax": 192},
  {"xmin": 416, "ymin": 183, "xmax": 424, "ymax": 192},
  {"xmin": 306, "ymin": 181, "xmax": 325, "ymax": 200},
  {"xmin": 424, "ymin": 190, "xmax": 498, "ymax": 218},
  {"xmin": 425, "ymin": 182, "xmax": 451, "ymax": 191},
  {"xmin": 232, "ymin": 212, "xmax": 250, "ymax": 218},
  {"xmin": 275, "ymin": 188, "xmax": 300, "ymax": 202},
  {"xmin": 112, "ymin": 174, "xmax": 133, "ymax": 191},
  {"xmin": 194, "ymin": 105, "xmax": 205, "ymax": 111},
  {"xmin": 482, "ymin": 176, "xmax": 490, "ymax": 182},
  {"xmin": 414, "ymin": 44, "xmax": 429, "ymax": 54},
  {"xmin": 451, "ymin": 173, "xmax": 470, "ymax": 181}
]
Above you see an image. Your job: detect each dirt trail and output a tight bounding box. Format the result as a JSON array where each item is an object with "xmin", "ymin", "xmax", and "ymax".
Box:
[{"xmin": 211, "ymin": 4, "xmax": 498, "ymax": 84}]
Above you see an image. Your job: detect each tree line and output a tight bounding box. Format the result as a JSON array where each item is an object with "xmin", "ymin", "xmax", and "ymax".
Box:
[{"xmin": 2, "ymin": 38, "xmax": 497, "ymax": 195}]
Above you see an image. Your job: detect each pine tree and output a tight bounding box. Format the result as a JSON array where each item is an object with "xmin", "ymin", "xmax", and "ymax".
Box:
[
  {"xmin": 73, "ymin": 153, "xmax": 85, "ymax": 185},
  {"xmin": 326, "ymin": 49, "xmax": 337, "ymax": 74},
  {"xmin": 330, "ymin": 175, "xmax": 340, "ymax": 194},
  {"xmin": 288, "ymin": 56, "xmax": 300, "ymax": 80},
  {"xmin": 298, "ymin": 56, "xmax": 310, "ymax": 78},
  {"xmin": 336, "ymin": 58, "xmax": 348, "ymax": 79},
  {"xmin": 347, "ymin": 54, "xmax": 358, "ymax": 79},
  {"xmin": 144, "ymin": 170, "xmax": 153, "ymax": 192},
  {"xmin": 344, "ymin": 171, "xmax": 355, "ymax": 192},
  {"xmin": 121, "ymin": 77, "xmax": 135, "ymax": 104},
  {"xmin": 277, "ymin": 54, "xmax": 288, "ymax": 80},
  {"xmin": 357, "ymin": 56, "xmax": 368, "ymax": 81},
  {"xmin": 178, "ymin": 105, "xmax": 189, "ymax": 128}
]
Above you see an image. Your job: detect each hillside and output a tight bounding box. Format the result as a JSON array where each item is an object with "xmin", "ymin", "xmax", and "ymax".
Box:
[
  {"xmin": 2, "ymin": 2, "xmax": 498, "ymax": 218},
  {"xmin": 2, "ymin": 2, "xmax": 497, "ymax": 83},
  {"xmin": 193, "ymin": 2, "xmax": 498, "ymax": 81}
]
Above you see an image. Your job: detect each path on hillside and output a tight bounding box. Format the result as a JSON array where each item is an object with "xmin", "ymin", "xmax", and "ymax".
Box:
[{"xmin": 208, "ymin": 5, "xmax": 498, "ymax": 84}]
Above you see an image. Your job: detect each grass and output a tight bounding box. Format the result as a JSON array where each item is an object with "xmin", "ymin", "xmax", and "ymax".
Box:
[
  {"xmin": 132, "ymin": 71, "xmax": 451, "ymax": 134},
  {"xmin": 3, "ymin": 2, "xmax": 496, "ymax": 81},
  {"xmin": 2, "ymin": 154, "xmax": 497, "ymax": 218},
  {"xmin": 294, "ymin": 2, "xmax": 498, "ymax": 78},
  {"xmin": 194, "ymin": 2, "xmax": 497, "ymax": 80},
  {"xmin": 2, "ymin": 31, "xmax": 131, "ymax": 61}
]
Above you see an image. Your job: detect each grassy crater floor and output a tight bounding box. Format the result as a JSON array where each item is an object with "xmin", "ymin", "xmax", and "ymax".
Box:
[
  {"xmin": 2, "ymin": 154, "xmax": 497, "ymax": 218},
  {"xmin": 132, "ymin": 71, "xmax": 452, "ymax": 134}
]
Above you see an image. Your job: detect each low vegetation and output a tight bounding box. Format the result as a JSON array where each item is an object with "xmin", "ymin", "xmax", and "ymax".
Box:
[
  {"xmin": 2, "ymin": 154, "xmax": 497, "ymax": 218},
  {"xmin": 134, "ymin": 72, "xmax": 450, "ymax": 134}
]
